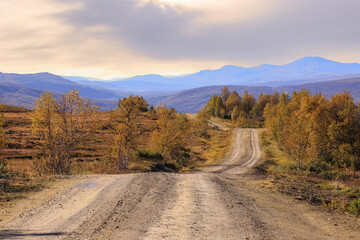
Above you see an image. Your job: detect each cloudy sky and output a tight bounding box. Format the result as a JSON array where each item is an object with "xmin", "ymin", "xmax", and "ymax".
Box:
[{"xmin": 1, "ymin": 0, "xmax": 360, "ymax": 79}]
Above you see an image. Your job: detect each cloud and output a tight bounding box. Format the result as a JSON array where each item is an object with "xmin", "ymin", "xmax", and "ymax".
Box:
[
  {"xmin": 1, "ymin": 0, "xmax": 360, "ymax": 78},
  {"xmin": 58, "ymin": 0, "xmax": 360, "ymax": 63}
]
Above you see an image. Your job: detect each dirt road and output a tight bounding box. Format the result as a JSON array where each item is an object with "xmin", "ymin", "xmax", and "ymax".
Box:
[{"xmin": 1, "ymin": 129, "xmax": 360, "ymax": 239}]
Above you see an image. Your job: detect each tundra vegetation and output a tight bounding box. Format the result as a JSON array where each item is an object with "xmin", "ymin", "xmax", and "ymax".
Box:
[
  {"xmin": 1, "ymin": 90, "xmax": 230, "ymax": 202},
  {"xmin": 204, "ymin": 87, "xmax": 360, "ymax": 214}
]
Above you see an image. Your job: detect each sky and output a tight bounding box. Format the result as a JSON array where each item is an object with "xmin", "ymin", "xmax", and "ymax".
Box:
[{"xmin": 1, "ymin": 0, "xmax": 360, "ymax": 79}]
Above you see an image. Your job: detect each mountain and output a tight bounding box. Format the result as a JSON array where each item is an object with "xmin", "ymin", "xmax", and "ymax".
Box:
[
  {"xmin": 64, "ymin": 57, "xmax": 360, "ymax": 91},
  {"xmin": 156, "ymin": 77, "xmax": 360, "ymax": 113},
  {"xmin": 0, "ymin": 72, "xmax": 126, "ymax": 99},
  {"xmin": 0, "ymin": 82, "xmax": 117, "ymax": 111}
]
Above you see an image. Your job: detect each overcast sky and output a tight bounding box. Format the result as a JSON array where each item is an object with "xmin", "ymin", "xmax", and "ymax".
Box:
[{"xmin": 1, "ymin": 0, "xmax": 360, "ymax": 79}]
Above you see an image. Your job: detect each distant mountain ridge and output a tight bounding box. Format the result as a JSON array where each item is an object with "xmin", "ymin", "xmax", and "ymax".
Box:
[
  {"xmin": 0, "ymin": 72, "xmax": 126, "ymax": 99},
  {"xmin": 1, "ymin": 56, "xmax": 360, "ymax": 112},
  {"xmin": 65, "ymin": 57, "xmax": 360, "ymax": 91}
]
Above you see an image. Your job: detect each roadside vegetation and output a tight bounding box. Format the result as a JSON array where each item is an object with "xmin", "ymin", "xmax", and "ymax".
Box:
[
  {"xmin": 204, "ymin": 87, "xmax": 360, "ymax": 215},
  {"xmin": 1, "ymin": 90, "xmax": 229, "ymax": 203}
]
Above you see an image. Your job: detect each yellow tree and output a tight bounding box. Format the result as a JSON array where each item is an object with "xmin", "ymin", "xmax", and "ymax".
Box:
[
  {"xmin": 225, "ymin": 91, "xmax": 241, "ymax": 117},
  {"xmin": 195, "ymin": 107, "xmax": 211, "ymax": 138},
  {"xmin": 283, "ymin": 93, "xmax": 312, "ymax": 174},
  {"xmin": 241, "ymin": 90, "xmax": 256, "ymax": 118},
  {"xmin": 327, "ymin": 92, "xmax": 360, "ymax": 172},
  {"xmin": 32, "ymin": 90, "xmax": 98, "ymax": 175},
  {"xmin": 152, "ymin": 104, "xmax": 191, "ymax": 166},
  {"xmin": 109, "ymin": 96, "xmax": 149, "ymax": 169},
  {"xmin": 0, "ymin": 105, "xmax": 7, "ymax": 178},
  {"xmin": 221, "ymin": 86, "xmax": 231, "ymax": 102}
]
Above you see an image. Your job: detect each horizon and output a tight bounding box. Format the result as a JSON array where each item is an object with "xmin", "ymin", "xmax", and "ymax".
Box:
[
  {"xmin": 1, "ymin": 0, "xmax": 360, "ymax": 79},
  {"xmin": 1, "ymin": 56, "xmax": 359, "ymax": 81}
]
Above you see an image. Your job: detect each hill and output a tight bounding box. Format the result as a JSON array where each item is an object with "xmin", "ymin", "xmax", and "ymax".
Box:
[
  {"xmin": 0, "ymin": 72, "xmax": 126, "ymax": 99},
  {"xmin": 0, "ymin": 82, "xmax": 117, "ymax": 111},
  {"xmin": 157, "ymin": 77, "xmax": 360, "ymax": 113}
]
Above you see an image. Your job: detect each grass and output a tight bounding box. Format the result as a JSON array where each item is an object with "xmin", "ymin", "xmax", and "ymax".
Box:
[
  {"xmin": 199, "ymin": 128, "xmax": 233, "ymax": 167},
  {"xmin": 259, "ymin": 130, "xmax": 360, "ymax": 215}
]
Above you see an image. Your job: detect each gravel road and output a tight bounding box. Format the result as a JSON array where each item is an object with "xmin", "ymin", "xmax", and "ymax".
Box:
[{"xmin": 1, "ymin": 129, "xmax": 359, "ymax": 239}]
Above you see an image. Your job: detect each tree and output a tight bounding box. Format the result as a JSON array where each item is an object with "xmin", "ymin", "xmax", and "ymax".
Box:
[
  {"xmin": 109, "ymin": 96, "xmax": 149, "ymax": 169},
  {"xmin": 108, "ymin": 124, "xmax": 134, "ymax": 170},
  {"xmin": 32, "ymin": 90, "xmax": 98, "ymax": 175},
  {"xmin": 116, "ymin": 96, "xmax": 149, "ymax": 126},
  {"xmin": 215, "ymin": 97, "xmax": 225, "ymax": 118},
  {"xmin": 250, "ymin": 102, "xmax": 261, "ymax": 119},
  {"xmin": 0, "ymin": 105, "xmax": 8, "ymax": 179},
  {"xmin": 152, "ymin": 104, "xmax": 191, "ymax": 166},
  {"xmin": 241, "ymin": 91, "xmax": 256, "ymax": 117},
  {"xmin": 225, "ymin": 91, "xmax": 241, "ymax": 116},
  {"xmin": 221, "ymin": 86, "xmax": 231, "ymax": 102},
  {"xmin": 206, "ymin": 94, "xmax": 218, "ymax": 116},
  {"xmin": 283, "ymin": 93, "xmax": 312, "ymax": 175},
  {"xmin": 195, "ymin": 107, "xmax": 211, "ymax": 137},
  {"xmin": 327, "ymin": 92, "xmax": 360, "ymax": 172},
  {"xmin": 231, "ymin": 106, "xmax": 240, "ymax": 122}
]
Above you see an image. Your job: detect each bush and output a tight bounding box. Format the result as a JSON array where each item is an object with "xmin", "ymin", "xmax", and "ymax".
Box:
[
  {"xmin": 320, "ymin": 170, "xmax": 349, "ymax": 181},
  {"xmin": 348, "ymin": 199, "xmax": 360, "ymax": 215},
  {"xmin": 309, "ymin": 161, "xmax": 331, "ymax": 174},
  {"xmin": 135, "ymin": 150, "xmax": 163, "ymax": 160},
  {"xmin": 0, "ymin": 158, "xmax": 11, "ymax": 179}
]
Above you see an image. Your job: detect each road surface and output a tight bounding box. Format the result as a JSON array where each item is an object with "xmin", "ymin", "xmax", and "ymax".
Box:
[{"xmin": 1, "ymin": 129, "xmax": 359, "ymax": 239}]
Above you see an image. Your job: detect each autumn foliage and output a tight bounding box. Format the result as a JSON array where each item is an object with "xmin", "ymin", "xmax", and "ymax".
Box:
[
  {"xmin": 205, "ymin": 87, "xmax": 279, "ymax": 127},
  {"xmin": 31, "ymin": 90, "xmax": 98, "ymax": 175},
  {"xmin": 264, "ymin": 90, "xmax": 360, "ymax": 175}
]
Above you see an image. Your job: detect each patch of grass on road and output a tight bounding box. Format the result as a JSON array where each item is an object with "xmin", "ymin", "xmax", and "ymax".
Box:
[{"xmin": 200, "ymin": 128, "xmax": 232, "ymax": 167}]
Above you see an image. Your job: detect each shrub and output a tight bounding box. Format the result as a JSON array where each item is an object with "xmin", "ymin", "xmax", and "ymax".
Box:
[
  {"xmin": 348, "ymin": 199, "xmax": 360, "ymax": 215},
  {"xmin": 0, "ymin": 158, "xmax": 11, "ymax": 179}
]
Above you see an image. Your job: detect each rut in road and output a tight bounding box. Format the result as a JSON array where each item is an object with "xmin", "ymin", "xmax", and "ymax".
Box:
[{"xmin": 1, "ymin": 128, "xmax": 360, "ymax": 239}]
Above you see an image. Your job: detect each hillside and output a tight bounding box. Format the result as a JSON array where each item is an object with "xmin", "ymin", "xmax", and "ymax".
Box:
[
  {"xmin": 0, "ymin": 82, "xmax": 117, "ymax": 111},
  {"xmin": 158, "ymin": 77, "xmax": 360, "ymax": 113},
  {"xmin": 0, "ymin": 72, "xmax": 125, "ymax": 99}
]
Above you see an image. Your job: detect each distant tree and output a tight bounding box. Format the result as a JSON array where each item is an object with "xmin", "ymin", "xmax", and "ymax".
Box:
[
  {"xmin": 32, "ymin": 90, "xmax": 98, "ymax": 175},
  {"xmin": 206, "ymin": 94, "xmax": 218, "ymax": 116},
  {"xmin": 231, "ymin": 106, "xmax": 240, "ymax": 122},
  {"xmin": 116, "ymin": 96, "xmax": 149, "ymax": 126},
  {"xmin": 225, "ymin": 91, "xmax": 241, "ymax": 116},
  {"xmin": 250, "ymin": 102, "xmax": 261, "ymax": 119},
  {"xmin": 195, "ymin": 107, "xmax": 211, "ymax": 137},
  {"xmin": 221, "ymin": 86, "xmax": 231, "ymax": 102},
  {"xmin": 215, "ymin": 97, "xmax": 226, "ymax": 118},
  {"xmin": 241, "ymin": 91, "xmax": 256, "ymax": 117}
]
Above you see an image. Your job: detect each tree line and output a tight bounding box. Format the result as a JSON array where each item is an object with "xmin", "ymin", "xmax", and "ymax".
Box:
[
  {"xmin": 205, "ymin": 86, "xmax": 279, "ymax": 126},
  {"xmin": 264, "ymin": 89, "xmax": 360, "ymax": 175}
]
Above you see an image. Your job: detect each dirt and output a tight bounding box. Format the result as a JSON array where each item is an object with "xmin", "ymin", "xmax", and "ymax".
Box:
[{"xmin": 1, "ymin": 129, "xmax": 360, "ymax": 239}]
